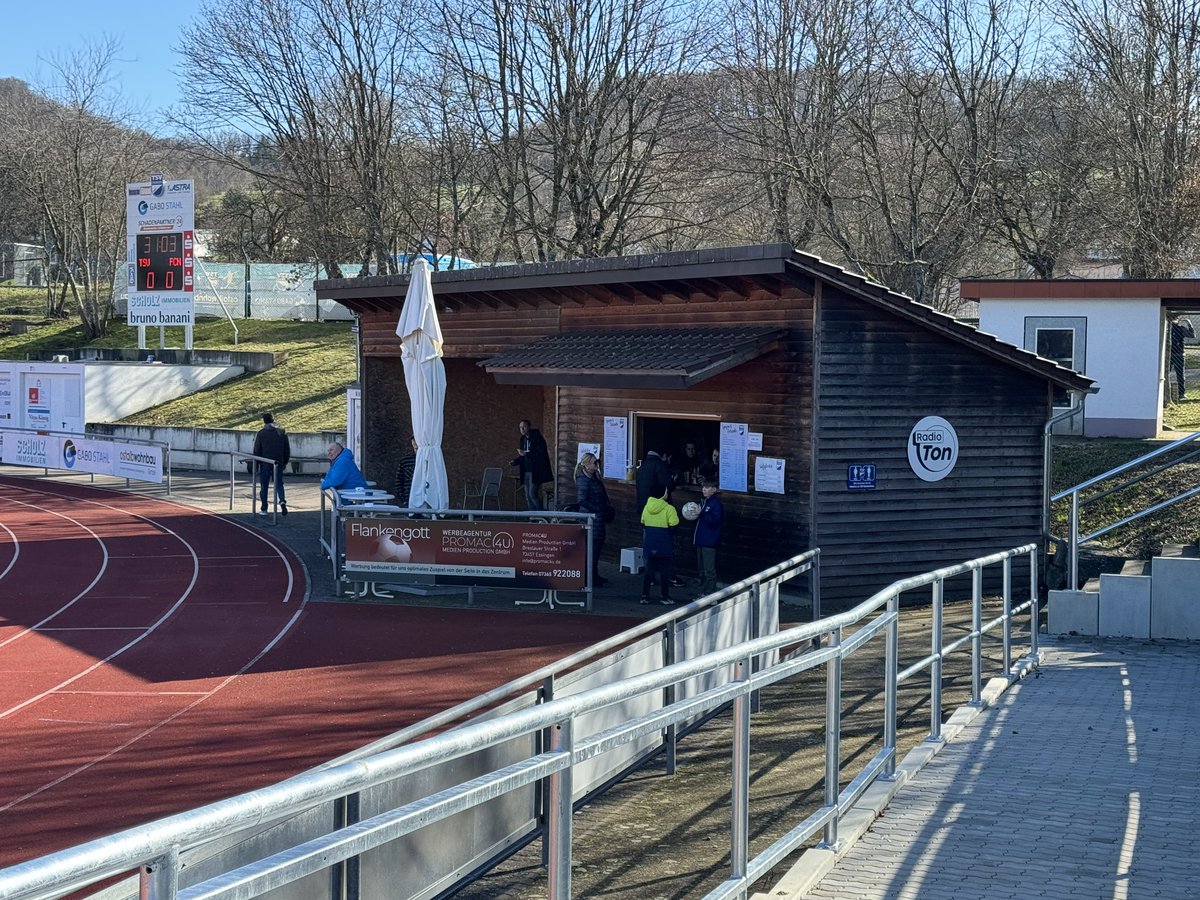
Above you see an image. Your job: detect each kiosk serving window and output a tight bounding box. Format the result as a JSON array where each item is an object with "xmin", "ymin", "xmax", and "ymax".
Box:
[{"xmin": 632, "ymin": 412, "xmax": 721, "ymax": 479}]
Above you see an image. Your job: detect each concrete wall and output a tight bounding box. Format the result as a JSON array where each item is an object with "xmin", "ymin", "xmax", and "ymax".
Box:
[
  {"xmin": 89, "ymin": 423, "xmax": 345, "ymax": 475},
  {"xmin": 82, "ymin": 362, "xmax": 245, "ymax": 423},
  {"xmin": 38, "ymin": 347, "xmax": 279, "ymax": 373},
  {"xmin": 979, "ymin": 296, "xmax": 1163, "ymax": 437}
]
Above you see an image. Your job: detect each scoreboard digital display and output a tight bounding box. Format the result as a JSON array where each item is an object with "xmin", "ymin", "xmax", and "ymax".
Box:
[
  {"xmin": 136, "ymin": 233, "xmax": 187, "ymax": 292},
  {"xmin": 126, "ymin": 176, "xmax": 195, "ymax": 326}
]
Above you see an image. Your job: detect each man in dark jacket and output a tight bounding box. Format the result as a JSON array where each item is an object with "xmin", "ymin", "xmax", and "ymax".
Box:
[
  {"xmin": 511, "ymin": 419, "xmax": 553, "ymax": 510},
  {"xmin": 635, "ymin": 449, "xmax": 672, "ymax": 517},
  {"xmin": 253, "ymin": 412, "xmax": 292, "ymax": 515}
]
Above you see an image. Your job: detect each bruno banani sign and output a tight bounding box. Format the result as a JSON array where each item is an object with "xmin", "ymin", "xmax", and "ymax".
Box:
[
  {"xmin": 908, "ymin": 416, "xmax": 959, "ymax": 482},
  {"xmin": 126, "ymin": 175, "xmax": 195, "ymax": 326},
  {"xmin": 342, "ymin": 519, "xmax": 588, "ymax": 590},
  {"xmin": 0, "ymin": 430, "xmax": 164, "ymax": 483}
]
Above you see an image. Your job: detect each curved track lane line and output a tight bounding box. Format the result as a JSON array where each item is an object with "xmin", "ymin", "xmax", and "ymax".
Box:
[
  {"xmin": 0, "ymin": 520, "xmax": 18, "ymax": 580},
  {"xmin": 0, "ymin": 477, "xmax": 306, "ymax": 815},
  {"xmin": 0, "ymin": 493, "xmax": 112, "ymax": 650}
]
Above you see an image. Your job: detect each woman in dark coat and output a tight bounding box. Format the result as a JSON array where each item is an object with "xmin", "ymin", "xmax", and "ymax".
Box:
[{"xmin": 574, "ymin": 452, "xmax": 609, "ymax": 587}]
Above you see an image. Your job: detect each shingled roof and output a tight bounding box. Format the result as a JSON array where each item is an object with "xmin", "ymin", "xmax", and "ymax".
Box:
[{"xmin": 479, "ymin": 327, "xmax": 785, "ymax": 388}]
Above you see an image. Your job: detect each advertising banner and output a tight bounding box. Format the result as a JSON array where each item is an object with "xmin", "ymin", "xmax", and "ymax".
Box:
[
  {"xmin": 343, "ymin": 518, "xmax": 588, "ymax": 590},
  {"xmin": 0, "ymin": 429, "xmax": 163, "ymax": 484}
]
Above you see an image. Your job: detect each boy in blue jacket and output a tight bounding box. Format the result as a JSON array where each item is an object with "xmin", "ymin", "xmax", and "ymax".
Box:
[{"xmin": 693, "ymin": 478, "xmax": 724, "ymax": 596}]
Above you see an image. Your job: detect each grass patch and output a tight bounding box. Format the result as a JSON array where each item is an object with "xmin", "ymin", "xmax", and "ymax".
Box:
[{"xmin": 0, "ymin": 311, "xmax": 355, "ymax": 431}]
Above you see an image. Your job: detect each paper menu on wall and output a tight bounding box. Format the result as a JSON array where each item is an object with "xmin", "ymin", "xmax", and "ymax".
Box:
[
  {"xmin": 719, "ymin": 422, "xmax": 749, "ymax": 492},
  {"xmin": 577, "ymin": 442, "xmax": 600, "ymax": 463},
  {"xmin": 754, "ymin": 456, "xmax": 786, "ymax": 494},
  {"xmin": 602, "ymin": 416, "xmax": 629, "ymax": 479}
]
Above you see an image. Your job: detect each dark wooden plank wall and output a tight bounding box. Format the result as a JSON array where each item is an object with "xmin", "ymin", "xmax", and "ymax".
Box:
[
  {"xmin": 360, "ymin": 307, "xmax": 561, "ymax": 359},
  {"xmin": 553, "ymin": 299, "xmax": 813, "ymax": 580},
  {"xmin": 814, "ymin": 288, "xmax": 1048, "ymax": 607}
]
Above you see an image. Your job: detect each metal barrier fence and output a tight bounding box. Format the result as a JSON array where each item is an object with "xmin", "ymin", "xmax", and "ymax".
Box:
[
  {"xmin": 317, "ymin": 491, "xmax": 602, "ymax": 608},
  {"xmin": 0, "ymin": 543, "xmax": 1040, "ymax": 900}
]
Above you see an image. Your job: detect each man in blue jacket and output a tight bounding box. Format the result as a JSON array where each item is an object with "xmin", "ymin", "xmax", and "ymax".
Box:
[{"xmin": 321, "ymin": 441, "xmax": 368, "ymax": 492}]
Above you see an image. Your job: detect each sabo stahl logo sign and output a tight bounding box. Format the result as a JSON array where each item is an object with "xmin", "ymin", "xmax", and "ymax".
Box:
[{"xmin": 907, "ymin": 416, "xmax": 959, "ymax": 482}]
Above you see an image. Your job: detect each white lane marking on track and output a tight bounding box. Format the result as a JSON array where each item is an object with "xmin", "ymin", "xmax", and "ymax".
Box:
[
  {"xmin": 0, "ymin": 476, "xmax": 307, "ymax": 811},
  {"xmin": 0, "ymin": 496, "xmax": 110, "ymax": 650},
  {"xmin": 0, "ymin": 520, "xmax": 18, "ymax": 580},
  {"xmin": 0, "ymin": 604, "xmax": 307, "ymax": 813},
  {"xmin": 39, "ymin": 718, "xmax": 132, "ymax": 727}
]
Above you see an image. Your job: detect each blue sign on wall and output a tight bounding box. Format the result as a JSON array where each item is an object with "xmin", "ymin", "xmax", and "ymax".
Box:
[{"xmin": 847, "ymin": 463, "xmax": 877, "ymax": 491}]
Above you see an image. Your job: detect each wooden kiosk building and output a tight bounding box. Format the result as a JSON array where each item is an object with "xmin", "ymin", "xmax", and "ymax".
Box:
[{"xmin": 316, "ymin": 245, "xmax": 1094, "ymax": 606}]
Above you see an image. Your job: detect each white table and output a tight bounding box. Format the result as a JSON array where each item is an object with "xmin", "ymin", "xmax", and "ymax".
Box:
[{"xmin": 337, "ymin": 489, "xmax": 395, "ymax": 505}]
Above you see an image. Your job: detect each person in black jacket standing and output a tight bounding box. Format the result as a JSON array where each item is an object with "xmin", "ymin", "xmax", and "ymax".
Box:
[
  {"xmin": 511, "ymin": 419, "xmax": 553, "ymax": 510},
  {"xmin": 253, "ymin": 413, "xmax": 292, "ymax": 515},
  {"xmin": 635, "ymin": 448, "xmax": 671, "ymax": 516}
]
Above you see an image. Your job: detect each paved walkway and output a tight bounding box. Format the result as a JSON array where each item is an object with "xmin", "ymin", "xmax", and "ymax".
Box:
[{"xmin": 799, "ymin": 638, "xmax": 1200, "ymax": 900}]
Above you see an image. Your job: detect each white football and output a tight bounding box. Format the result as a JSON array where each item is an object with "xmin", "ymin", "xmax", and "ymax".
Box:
[{"xmin": 681, "ymin": 501, "xmax": 702, "ymax": 521}]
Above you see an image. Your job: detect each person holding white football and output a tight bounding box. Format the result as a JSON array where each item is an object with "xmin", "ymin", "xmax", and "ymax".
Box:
[{"xmin": 693, "ymin": 478, "xmax": 724, "ymax": 597}]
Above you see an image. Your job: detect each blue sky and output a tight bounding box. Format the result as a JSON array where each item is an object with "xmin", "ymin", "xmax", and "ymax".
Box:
[{"xmin": 0, "ymin": 0, "xmax": 203, "ymax": 120}]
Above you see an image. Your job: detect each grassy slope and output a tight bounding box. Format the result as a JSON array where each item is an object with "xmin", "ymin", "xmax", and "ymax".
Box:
[{"xmin": 0, "ymin": 285, "xmax": 354, "ymax": 432}]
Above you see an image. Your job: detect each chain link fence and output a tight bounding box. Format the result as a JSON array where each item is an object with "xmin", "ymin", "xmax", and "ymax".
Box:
[{"xmin": 112, "ymin": 262, "xmax": 353, "ymax": 321}]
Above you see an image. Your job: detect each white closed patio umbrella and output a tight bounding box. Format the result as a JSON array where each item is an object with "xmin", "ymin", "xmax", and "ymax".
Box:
[{"xmin": 396, "ymin": 258, "xmax": 449, "ymax": 510}]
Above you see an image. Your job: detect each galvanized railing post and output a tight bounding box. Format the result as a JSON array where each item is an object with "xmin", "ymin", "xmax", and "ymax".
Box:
[
  {"xmin": 1029, "ymin": 547, "xmax": 1041, "ymax": 657},
  {"xmin": 1002, "ymin": 557, "xmax": 1013, "ymax": 674},
  {"xmin": 884, "ymin": 593, "xmax": 899, "ymax": 776},
  {"xmin": 971, "ymin": 567, "xmax": 983, "ymax": 706},
  {"xmin": 539, "ymin": 675, "xmax": 555, "ymax": 867},
  {"xmin": 1069, "ymin": 490, "xmax": 1080, "ymax": 589},
  {"xmin": 731, "ymin": 657, "xmax": 752, "ymax": 883},
  {"xmin": 547, "ymin": 719, "xmax": 574, "ymax": 900},
  {"xmin": 139, "ymin": 847, "xmax": 179, "ymax": 899},
  {"xmin": 931, "ymin": 579, "xmax": 944, "ymax": 742},
  {"xmin": 811, "ymin": 553, "xmax": 822, "ymax": 649},
  {"xmin": 821, "ymin": 626, "xmax": 842, "ymax": 849},
  {"xmin": 749, "ymin": 584, "xmax": 762, "ymax": 713},
  {"xmin": 664, "ymin": 622, "xmax": 679, "ymax": 775}
]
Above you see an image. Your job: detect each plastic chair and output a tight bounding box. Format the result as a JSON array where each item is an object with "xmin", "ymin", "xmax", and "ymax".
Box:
[{"xmin": 463, "ymin": 467, "xmax": 503, "ymax": 509}]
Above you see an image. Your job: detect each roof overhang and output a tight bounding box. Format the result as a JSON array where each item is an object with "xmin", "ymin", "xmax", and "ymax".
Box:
[{"xmin": 479, "ymin": 327, "xmax": 785, "ymax": 389}]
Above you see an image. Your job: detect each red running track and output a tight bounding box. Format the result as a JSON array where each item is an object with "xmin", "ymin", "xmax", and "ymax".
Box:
[{"xmin": 0, "ymin": 475, "xmax": 637, "ymax": 869}]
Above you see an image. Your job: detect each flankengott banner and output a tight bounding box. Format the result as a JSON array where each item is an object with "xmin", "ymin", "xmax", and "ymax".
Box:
[
  {"xmin": 0, "ymin": 429, "xmax": 164, "ymax": 484},
  {"xmin": 343, "ymin": 518, "xmax": 588, "ymax": 590}
]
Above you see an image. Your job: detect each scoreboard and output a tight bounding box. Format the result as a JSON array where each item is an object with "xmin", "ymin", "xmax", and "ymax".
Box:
[{"xmin": 126, "ymin": 175, "xmax": 195, "ymax": 326}]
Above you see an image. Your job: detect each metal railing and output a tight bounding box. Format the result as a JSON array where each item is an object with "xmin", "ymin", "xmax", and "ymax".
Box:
[
  {"xmin": 224, "ymin": 452, "xmax": 282, "ymax": 523},
  {"xmin": 0, "ymin": 543, "xmax": 1038, "ymax": 900},
  {"xmin": 1051, "ymin": 430, "xmax": 1200, "ymax": 586}
]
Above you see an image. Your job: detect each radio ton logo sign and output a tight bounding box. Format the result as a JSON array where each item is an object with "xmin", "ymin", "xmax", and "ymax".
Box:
[{"xmin": 907, "ymin": 416, "xmax": 959, "ymax": 482}]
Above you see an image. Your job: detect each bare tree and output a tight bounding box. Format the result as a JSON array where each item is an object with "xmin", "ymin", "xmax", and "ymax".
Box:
[
  {"xmin": 815, "ymin": 0, "xmax": 1037, "ymax": 306},
  {"xmin": 0, "ymin": 41, "xmax": 151, "ymax": 335},
  {"xmin": 715, "ymin": 0, "xmax": 879, "ymax": 249},
  {"xmin": 984, "ymin": 70, "xmax": 1104, "ymax": 278},
  {"xmin": 436, "ymin": 0, "xmax": 709, "ymax": 261},
  {"xmin": 177, "ymin": 0, "xmax": 423, "ymax": 276},
  {"xmin": 1060, "ymin": 0, "xmax": 1200, "ymax": 277}
]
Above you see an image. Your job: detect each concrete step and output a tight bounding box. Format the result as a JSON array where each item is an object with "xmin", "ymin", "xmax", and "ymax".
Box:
[{"xmin": 1158, "ymin": 543, "xmax": 1199, "ymax": 559}]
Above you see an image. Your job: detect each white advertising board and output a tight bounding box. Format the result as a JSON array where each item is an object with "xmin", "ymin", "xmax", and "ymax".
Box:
[
  {"xmin": 0, "ymin": 362, "xmax": 85, "ymax": 433},
  {"xmin": 0, "ymin": 429, "xmax": 163, "ymax": 484},
  {"xmin": 126, "ymin": 175, "xmax": 196, "ymax": 326}
]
